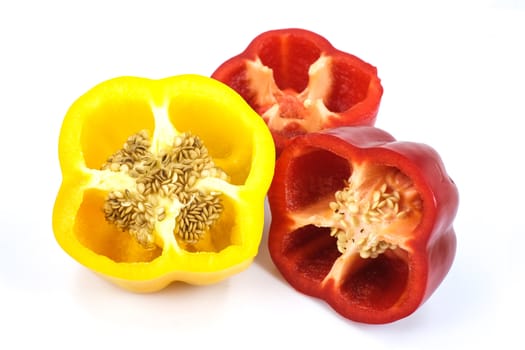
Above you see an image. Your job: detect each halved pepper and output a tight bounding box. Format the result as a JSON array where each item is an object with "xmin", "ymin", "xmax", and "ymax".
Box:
[
  {"xmin": 267, "ymin": 126, "xmax": 458, "ymax": 323},
  {"xmin": 212, "ymin": 28, "xmax": 383, "ymax": 155},
  {"xmin": 52, "ymin": 75, "xmax": 275, "ymax": 292}
]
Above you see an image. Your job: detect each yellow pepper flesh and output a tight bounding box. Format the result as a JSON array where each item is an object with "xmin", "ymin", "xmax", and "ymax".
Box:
[{"xmin": 52, "ymin": 75, "xmax": 275, "ymax": 292}]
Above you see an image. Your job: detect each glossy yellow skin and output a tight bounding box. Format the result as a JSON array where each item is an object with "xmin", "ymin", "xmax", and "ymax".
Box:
[{"xmin": 52, "ymin": 75, "xmax": 275, "ymax": 292}]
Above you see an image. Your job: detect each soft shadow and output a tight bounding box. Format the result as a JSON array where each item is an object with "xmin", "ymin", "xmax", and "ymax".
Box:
[
  {"xmin": 352, "ymin": 255, "xmax": 496, "ymax": 335},
  {"xmin": 254, "ymin": 212, "xmax": 496, "ymax": 334},
  {"xmin": 72, "ymin": 267, "xmax": 231, "ymax": 329},
  {"xmin": 253, "ymin": 197, "xmax": 284, "ymax": 281}
]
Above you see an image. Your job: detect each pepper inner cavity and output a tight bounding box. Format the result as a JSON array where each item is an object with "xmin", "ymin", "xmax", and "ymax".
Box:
[
  {"xmin": 326, "ymin": 166, "xmax": 422, "ymax": 259},
  {"xmin": 101, "ymin": 130, "xmax": 228, "ymax": 249}
]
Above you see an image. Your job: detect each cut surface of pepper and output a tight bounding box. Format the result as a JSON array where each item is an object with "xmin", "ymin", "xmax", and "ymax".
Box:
[
  {"xmin": 212, "ymin": 28, "xmax": 383, "ymax": 155},
  {"xmin": 324, "ymin": 164, "xmax": 421, "ymax": 259},
  {"xmin": 53, "ymin": 75, "xmax": 275, "ymax": 292},
  {"xmin": 267, "ymin": 126, "xmax": 458, "ymax": 324},
  {"xmin": 100, "ymin": 129, "xmax": 228, "ymax": 250}
]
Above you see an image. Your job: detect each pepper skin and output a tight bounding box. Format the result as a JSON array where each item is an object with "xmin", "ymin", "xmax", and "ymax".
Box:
[
  {"xmin": 267, "ymin": 126, "xmax": 458, "ymax": 323},
  {"xmin": 212, "ymin": 28, "xmax": 383, "ymax": 156},
  {"xmin": 53, "ymin": 75, "xmax": 275, "ymax": 292}
]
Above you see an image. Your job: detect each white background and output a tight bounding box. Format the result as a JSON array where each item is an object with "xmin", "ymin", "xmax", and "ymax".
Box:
[{"xmin": 1, "ymin": 1, "xmax": 524, "ymax": 349}]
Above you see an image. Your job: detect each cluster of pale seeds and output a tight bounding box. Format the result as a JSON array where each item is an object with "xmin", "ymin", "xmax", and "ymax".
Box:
[
  {"xmin": 329, "ymin": 181, "xmax": 410, "ymax": 258},
  {"xmin": 102, "ymin": 130, "xmax": 227, "ymax": 248}
]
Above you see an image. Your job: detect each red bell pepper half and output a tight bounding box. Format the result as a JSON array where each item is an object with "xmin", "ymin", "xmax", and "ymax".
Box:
[
  {"xmin": 267, "ymin": 126, "xmax": 458, "ymax": 324},
  {"xmin": 211, "ymin": 28, "xmax": 383, "ymax": 155}
]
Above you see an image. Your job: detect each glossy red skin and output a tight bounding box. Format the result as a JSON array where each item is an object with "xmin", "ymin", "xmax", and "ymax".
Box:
[
  {"xmin": 211, "ymin": 28, "xmax": 383, "ymax": 155},
  {"xmin": 267, "ymin": 126, "xmax": 458, "ymax": 324}
]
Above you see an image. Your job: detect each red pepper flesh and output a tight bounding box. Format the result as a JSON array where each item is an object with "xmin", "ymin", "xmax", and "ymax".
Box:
[
  {"xmin": 267, "ymin": 126, "xmax": 458, "ymax": 324},
  {"xmin": 211, "ymin": 28, "xmax": 383, "ymax": 155}
]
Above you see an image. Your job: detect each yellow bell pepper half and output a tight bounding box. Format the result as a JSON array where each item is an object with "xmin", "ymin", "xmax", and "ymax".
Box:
[{"xmin": 52, "ymin": 75, "xmax": 275, "ymax": 292}]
